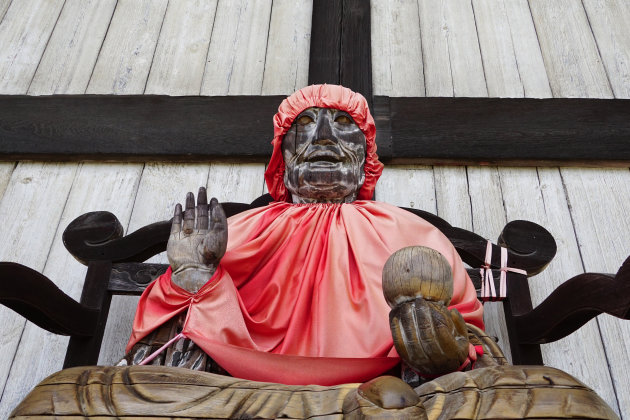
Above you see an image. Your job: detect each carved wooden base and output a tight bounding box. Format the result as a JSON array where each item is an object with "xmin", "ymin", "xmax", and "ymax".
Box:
[{"xmin": 11, "ymin": 365, "xmax": 617, "ymax": 419}]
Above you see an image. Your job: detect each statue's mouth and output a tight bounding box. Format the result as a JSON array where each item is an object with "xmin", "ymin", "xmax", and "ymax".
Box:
[{"xmin": 304, "ymin": 150, "xmax": 344, "ymax": 165}]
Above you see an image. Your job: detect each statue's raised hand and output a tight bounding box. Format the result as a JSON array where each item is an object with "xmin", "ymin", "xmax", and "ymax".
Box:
[{"xmin": 167, "ymin": 187, "xmax": 228, "ymax": 293}]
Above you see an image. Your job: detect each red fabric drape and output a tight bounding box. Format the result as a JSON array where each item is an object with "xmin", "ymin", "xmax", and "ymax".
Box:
[{"xmin": 128, "ymin": 202, "xmax": 483, "ymax": 385}]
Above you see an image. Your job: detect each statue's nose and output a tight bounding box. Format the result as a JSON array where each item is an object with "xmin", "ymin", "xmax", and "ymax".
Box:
[{"xmin": 313, "ymin": 113, "xmax": 336, "ymax": 145}]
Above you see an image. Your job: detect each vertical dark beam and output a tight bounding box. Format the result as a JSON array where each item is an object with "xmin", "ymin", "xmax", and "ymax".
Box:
[
  {"xmin": 503, "ymin": 273, "xmax": 544, "ymax": 365},
  {"xmin": 341, "ymin": 0, "xmax": 372, "ymax": 108},
  {"xmin": 308, "ymin": 0, "xmax": 342, "ymax": 86},
  {"xmin": 308, "ymin": 0, "xmax": 372, "ymax": 107},
  {"xmin": 63, "ymin": 261, "xmax": 113, "ymax": 368}
]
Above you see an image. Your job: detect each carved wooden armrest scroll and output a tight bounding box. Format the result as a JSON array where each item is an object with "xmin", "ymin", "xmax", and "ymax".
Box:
[
  {"xmin": 514, "ymin": 255, "xmax": 630, "ymax": 344},
  {"xmin": 0, "ymin": 262, "xmax": 98, "ymax": 336}
]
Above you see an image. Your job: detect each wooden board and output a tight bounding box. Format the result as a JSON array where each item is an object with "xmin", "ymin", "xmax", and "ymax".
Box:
[
  {"xmin": 0, "ymin": 0, "xmax": 12, "ymax": 23},
  {"xmin": 28, "ymin": 0, "xmax": 117, "ymax": 94},
  {"xmin": 417, "ymin": 0, "xmax": 486, "ymax": 97},
  {"xmin": 432, "ymin": 166, "xmax": 472, "ymax": 232},
  {"xmin": 0, "ymin": 163, "xmax": 142, "ymax": 420},
  {"xmin": 0, "ymin": 0, "xmax": 65, "ymax": 93},
  {"xmin": 376, "ymin": 166, "xmax": 436, "ymax": 211},
  {"xmin": 529, "ymin": 0, "xmax": 613, "ymax": 98},
  {"xmin": 500, "ymin": 0, "xmax": 551, "ymax": 98},
  {"xmin": 86, "ymin": 0, "xmax": 168, "ymax": 94},
  {"xmin": 0, "ymin": 162, "xmax": 77, "ymax": 409},
  {"xmin": 582, "ymin": 0, "xmax": 630, "ymax": 99},
  {"xmin": 0, "ymin": 162, "xmax": 14, "ymax": 198},
  {"xmin": 200, "ymin": 0, "xmax": 273, "ymax": 95},
  {"xmin": 499, "ymin": 167, "xmax": 619, "ymax": 415},
  {"xmin": 371, "ymin": 0, "xmax": 424, "ymax": 96},
  {"xmin": 561, "ymin": 167, "xmax": 630, "ymax": 417},
  {"xmin": 262, "ymin": 0, "xmax": 312, "ymax": 95},
  {"xmin": 145, "ymin": 0, "xmax": 218, "ymax": 95}
]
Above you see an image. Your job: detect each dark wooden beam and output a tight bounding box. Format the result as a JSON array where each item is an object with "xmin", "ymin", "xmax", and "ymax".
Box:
[
  {"xmin": 1, "ymin": 95, "xmax": 630, "ymax": 165},
  {"xmin": 374, "ymin": 96, "xmax": 630, "ymax": 166},
  {"xmin": 308, "ymin": 0, "xmax": 372, "ymax": 106},
  {"xmin": 308, "ymin": 0, "xmax": 342, "ymax": 86},
  {"xmin": 0, "ymin": 95, "xmax": 283, "ymax": 162}
]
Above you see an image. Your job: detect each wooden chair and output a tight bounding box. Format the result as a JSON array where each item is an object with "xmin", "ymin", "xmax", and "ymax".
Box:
[{"xmin": 1, "ymin": 194, "xmax": 629, "ymax": 418}]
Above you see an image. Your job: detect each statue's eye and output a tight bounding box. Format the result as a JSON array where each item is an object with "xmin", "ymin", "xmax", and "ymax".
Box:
[
  {"xmin": 335, "ymin": 115, "xmax": 352, "ymax": 124},
  {"xmin": 296, "ymin": 115, "xmax": 314, "ymax": 125}
]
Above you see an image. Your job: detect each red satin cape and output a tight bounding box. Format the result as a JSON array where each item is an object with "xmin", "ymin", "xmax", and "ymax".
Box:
[{"xmin": 128, "ymin": 201, "xmax": 483, "ymax": 385}]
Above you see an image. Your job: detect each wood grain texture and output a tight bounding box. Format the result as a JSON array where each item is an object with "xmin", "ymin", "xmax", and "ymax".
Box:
[
  {"xmin": 377, "ymin": 96, "xmax": 630, "ymax": 163},
  {"xmin": 0, "ymin": 0, "xmax": 12, "ymax": 23},
  {"xmin": 86, "ymin": 0, "xmax": 168, "ymax": 94},
  {"xmin": 0, "ymin": 163, "xmax": 77, "ymax": 411},
  {"xmin": 376, "ymin": 166, "xmax": 436, "ymax": 211},
  {"xmin": 499, "ymin": 167, "xmax": 618, "ymax": 415},
  {"xmin": 582, "ymin": 0, "xmax": 630, "ymax": 99},
  {"xmin": 417, "ymin": 0, "xmax": 487, "ymax": 97},
  {"xmin": 0, "ymin": 162, "xmax": 14, "ymax": 197},
  {"xmin": 0, "ymin": 95, "xmax": 284, "ymax": 161},
  {"xmin": 308, "ymin": 0, "xmax": 341, "ymax": 86},
  {"xmin": 472, "ymin": 0, "xmax": 523, "ymax": 97},
  {"xmin": 200, "ymin": 0, "xmax": 273, "ymax": 95},
  {"xmin": 562, "ymin": 167, "xmax": 630, "ymax": 417},
  {"xmin": 145, "ymin": 0, "xmax": 218, "ymax": 95},
  {"xmin": 0, "ymin": 163, "xmax": 142, "ymax": 420},
  {"xmin": 502, "ymin": 0, "xmax": 552, "ymax": 98},
  {"xmin": 0, "ymin": 0, "xmax": 65, "ymax": 94},
  {"xmin": 371, "ymin": 0, "xmax": 424, "ymax": 96},
  {"xmin": 262, "ymin": 0, "xmax": 312, "ymax": 95},
  {"xmin": 529, "ymin": 0, "xmax": 613, "ymax": 98},
  {"xmin": 340, "ymin": 0, "xmax": 372, "ymax": 101},
  {"xmin": 28, "ymin": 0, "xmax": 117, "ymax": 95},
  {"xmin": 433, "ymin": 167, "xmax": 472, "ymax": 232}
]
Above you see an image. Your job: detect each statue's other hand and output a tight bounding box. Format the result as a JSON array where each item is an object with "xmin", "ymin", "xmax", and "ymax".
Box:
[
  {"xmin": 167, "ymin": 187, "xmax": 228, "ymax": 293},
  {"xmin": 390, "ymin": 298, "xmax": 470, "ymax": 377}
]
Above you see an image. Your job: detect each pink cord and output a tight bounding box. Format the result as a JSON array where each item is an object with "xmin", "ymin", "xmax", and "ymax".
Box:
[
  {"xmin": 480, "ymin": 241, "xmax": 527, "ymax": 301},
  {"xmin": 138, "ymin": 332, "xmax": 186, "ymax": 365}
]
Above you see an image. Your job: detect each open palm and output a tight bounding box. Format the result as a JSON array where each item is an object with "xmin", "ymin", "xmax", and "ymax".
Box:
[{"xmin": 167, "ymin": 187, "xmax": 227, "ymax": 292}]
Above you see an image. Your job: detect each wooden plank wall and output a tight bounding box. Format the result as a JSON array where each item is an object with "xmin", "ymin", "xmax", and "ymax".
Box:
[
  {"xmin": 0, "ymin": 0, "xmax": 310, "ymax": 417},
  {"xmin": 0, "ymin": 0, "xmax": 628, "ymax": 417},
  {"xmin": 373, "ymin": 0, "xmax": 630, "ymax": 417}
]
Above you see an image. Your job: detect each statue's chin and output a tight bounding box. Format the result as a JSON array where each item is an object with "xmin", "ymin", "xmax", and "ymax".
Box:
[{"xmin": 284, "ymin": 161, "xmax": 365, "ymax": 203}]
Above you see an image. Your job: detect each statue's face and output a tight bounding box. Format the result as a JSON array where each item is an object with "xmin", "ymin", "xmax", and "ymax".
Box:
[{"xmin": 282, "ymin": 107, "xmax": 366, "ymax": 203}]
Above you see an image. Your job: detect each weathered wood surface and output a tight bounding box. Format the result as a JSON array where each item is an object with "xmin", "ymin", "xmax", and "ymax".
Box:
[{"xmin": 10, "ymin": 365, "xmax": 618, "ymax": 419}]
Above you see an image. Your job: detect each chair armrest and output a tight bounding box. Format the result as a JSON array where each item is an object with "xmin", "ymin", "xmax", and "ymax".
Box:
[
  {"xmin": 0, "ymin": 262, "xmax": 98, "ymax": 336},
  {"xmin": 514, "ymin": 255, "xmax": 630, "ymax": 344}
]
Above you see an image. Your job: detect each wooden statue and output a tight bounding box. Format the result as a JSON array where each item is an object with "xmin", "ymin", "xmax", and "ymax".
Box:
[{"xmin": 3, "ymin": 84, "xmax": 629, "ymax": 419}]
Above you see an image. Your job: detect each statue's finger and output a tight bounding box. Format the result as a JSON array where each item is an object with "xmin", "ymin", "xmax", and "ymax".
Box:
[
  {"xmin": 197, "ymin": 187, "xmax": 209, "ymax": 230},
  {"xmin": 205, "ymin": 198, "xmax": 228, "ymax": 262},
  {"xmin": 183, "ymin": 192, "xmax": 195, "ymax": 234},
  {"xmin": 171, "ymin": 203, "xmax": 182, "ymax": 235}
]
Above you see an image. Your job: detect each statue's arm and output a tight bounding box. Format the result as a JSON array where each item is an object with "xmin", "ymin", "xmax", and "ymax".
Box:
[{"xmin": 167, "ymin": 188, "xmax": 228, "ymax": 293}]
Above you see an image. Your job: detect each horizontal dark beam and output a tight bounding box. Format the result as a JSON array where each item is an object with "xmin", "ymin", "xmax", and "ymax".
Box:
[
  {"xmin": 0, "ymin": 95, "xmax": 283, "ymax": 161},
  {"xmin": 1, "ymin": 95, "xmax": 630, "ymax": 165},
  {"xmin": 375, "ymin": 96, "xmax": 630, "ymax": 166}
]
